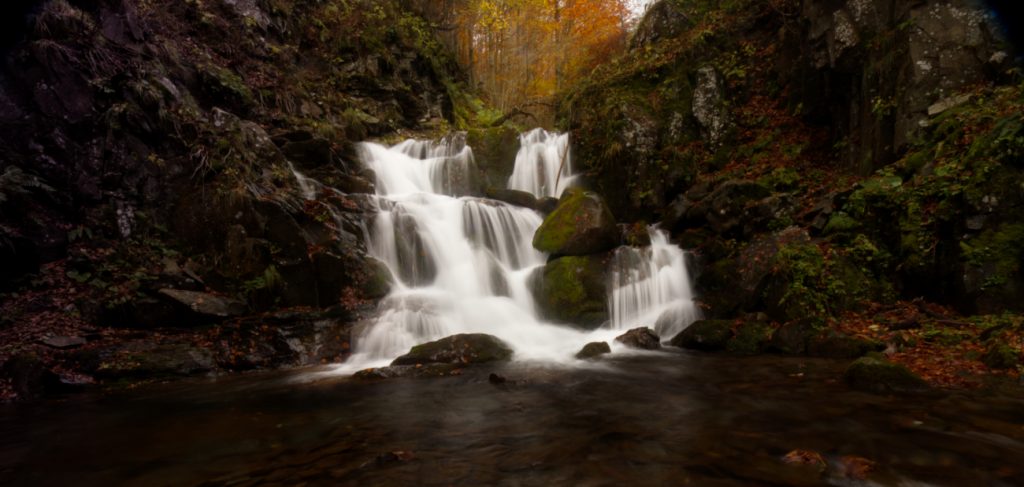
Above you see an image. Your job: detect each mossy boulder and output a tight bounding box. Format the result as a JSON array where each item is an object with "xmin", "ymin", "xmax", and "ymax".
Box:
[
  {"xmin": 767, "ymin": 319, "xmax": 819, "ymax": 355},
  {"xmin": 576, "ymin": 341, "xmax": 612, "ymax": 359},
  {"xmin": 390, "ymin": 334, "xmax": 513, "ymax": 366},
  {"xmin": 615, "ymin": 327, "xmax": 661, "ymax": 350},
  {"xmin": 725, "ymin": 321, "xmax": 772, "ymax": 355},
  {"xmin": 533, "ymin": 254, "xmax": 610, "ymax": 329},
  {"xmin": 533, "ymin": 188, "xmax": 618, "ymax": 257},
  {"xmin": 467, "ymin": 126, "xmax": 520, "ymax": 188},
  {"xmin": 807, "ymin": 331, "xmax": 884, "ymax": 359},
  {"xmin": 844, "ymin": 356, "xmax": 930, "ymax": 394},
  {"xmin": 670, "ymin": 319, "xmax": 733, "ymax": 351},
  {"xmin": 982, "ymin": 342, "xmax": 1021, "ymax": 370}
]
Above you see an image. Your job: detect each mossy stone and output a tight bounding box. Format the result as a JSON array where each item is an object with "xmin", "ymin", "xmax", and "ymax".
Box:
[
  {"xmin": 533, "ymin": 188, "xmax": 619, "ymax": 257},
  {"xmin": 390, "ymin": 334, "xmax": 513, "ymax": 366},
  {"xmin": 844, "ymin": 356, "xmax": 930, "ymax": 394},
  {"xmin": 535, "ymin": 254, "xmax": 610, "ymax": 329},
  {"xmin": 576, "ymin": 341, "xmax": 612, "ymax": 359},
  {"xmin": 725, "ymin": 321, "xmax": 772, "ymax": 355}
]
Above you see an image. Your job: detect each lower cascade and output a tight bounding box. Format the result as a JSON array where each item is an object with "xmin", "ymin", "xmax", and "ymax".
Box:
[{"xmin": 335, "ymin": 129, "xmax": 699, "ymax": 372}]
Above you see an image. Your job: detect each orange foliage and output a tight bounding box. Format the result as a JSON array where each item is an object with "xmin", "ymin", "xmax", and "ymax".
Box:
[{"xmin": 447, "ymin": 0, "xmax": 630, "ymax": 113}]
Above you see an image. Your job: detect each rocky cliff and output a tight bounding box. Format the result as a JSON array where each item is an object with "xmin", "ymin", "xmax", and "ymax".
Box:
[{"xmin": 0, "ymin": 0, "xmax": 482, "ymax": 399}]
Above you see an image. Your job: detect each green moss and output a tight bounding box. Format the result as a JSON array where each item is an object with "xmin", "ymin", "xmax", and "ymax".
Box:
[
  {"xmin": 725, "ymin": 321, "xmax": 771, "ymax": 355},
  {"xmin": 532, "ymin": 188, "xmax": 618, "ymax": 256},
  {"xmin": 823, "ymin": 212, "xmax": 861, "ymax": 236},
  {"xmin": 960, "ymin": 223, "xmax": 1024, "ymax": 290},
  {"xmin": 538, "ymin": 255, "xmax": 608, "ymax": 329}
]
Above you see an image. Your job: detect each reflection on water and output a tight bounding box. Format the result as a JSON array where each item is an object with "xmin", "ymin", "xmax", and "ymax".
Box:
[{"xmin": 1, "ymin": 352, "xmax": 1023, "ymax": 486}]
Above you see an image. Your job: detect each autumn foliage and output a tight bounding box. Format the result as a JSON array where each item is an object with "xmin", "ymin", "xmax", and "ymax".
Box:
[{"xmin": 424, "ymin": 0, "xmax": 632, "ymax": 115}]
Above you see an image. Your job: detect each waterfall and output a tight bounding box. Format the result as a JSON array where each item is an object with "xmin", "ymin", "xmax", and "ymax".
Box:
[
  {"xmin": 507, "ymin": 128, "xmax": 577, "ymax": 198},
  {"xmin": 331, "ymin": 130, "xmax": 698, "ymax": 373},
  {"xmin": 608, "ymin": 230, "xmax": 701, "ymax": 339}
]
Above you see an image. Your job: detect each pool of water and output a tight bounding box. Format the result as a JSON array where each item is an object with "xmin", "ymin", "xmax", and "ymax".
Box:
[{"xmin": 2, "ymin": 350, "xmax": 1023, "ymax": 486}]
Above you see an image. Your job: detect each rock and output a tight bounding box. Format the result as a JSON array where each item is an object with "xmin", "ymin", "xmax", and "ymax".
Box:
[
  {"xmin": 576, "ymin": 341, "xmax": 612, "ymax": 359},
  {"xmin": 630, "ymin": 0, "xmax": 692, "ymax": 48},
  {"xmin": 768, "ymin": 319, "xmax": 819, "ymax": 355},
  {"xmin": 615, "ymin": 327, "xmax": 661, "ymax": 350},
  {"xmin": 390, "ymin": 334, "xmax": 513, "ymax": 366},
  {"xmin": 536, "ymin": 197, "xmax": 559, "ymax": 215},
  {"xmin": 485, "ymin": 188, "xmax": 538, "ymax": 210},
  {"xmin": 353, "ymin": 363, "xmax": 461, "ymax": 380},
  {"xmin": 619, "ymin": 222, "xmax": 651, "ymax": 247},
  {"xmin": 488, "ymin": 373, "xmax": 507, "ymax": 384},
  {"xmin": 653, "ymin": 302, "xmax": 699, "ymax": 339},
  {"xmin": 844, "ymin": 356, "xmax": 930, "ymax": 394},
  {"xmin": 96, "ymin": 343, "xmax": 215, "ymax": 379},
  {"xmin": 40, "ymin": 336, "xmax": 87, "ymax": 349},
  {"xmin": 725, "ymin": 321, "xmax": 772, "ymax": 355},
  {"xmin": 692, "ymin": 66, "xmax": 729, "ymax": 148},
  {"xmin": 2, "ymin": 353, "xmax": 59, "ymax": 399},
  {"xmin": 467, "ymin": 126, "xmax": 520, "ymax": 188},
  {"xmin": 533, "ymin": 188, "xmax": 618, "ymax": 257},
  {"xmin": 281, "ymin": 138, "xmax": 333, "ymax": 170},
  {"xmin": 158, "ymin": 289, "xmax": 247, "ymax": 319},
  {"xmin": 807, "ymin": 332, "xmax": 884, "ymax": 359},
  {"xmin": 670, "ymin": 319, "xmax": 732, "ymax": 351},
  {"xmin": 533, "ymin": 254, "xmax": 610, "ymax": 329},
  {"xmin": 982, "ymin": 342, "xmax": 1020, "ymax": 370}
]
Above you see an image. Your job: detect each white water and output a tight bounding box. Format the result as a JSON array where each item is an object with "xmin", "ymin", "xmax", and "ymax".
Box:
[
  {"xmin": 330, "ymin": 130, "xmax": 698, "ymax": 373},
  {"xmin": 507, "ymin": 128, "xmax": 578, "ymax": 198}
]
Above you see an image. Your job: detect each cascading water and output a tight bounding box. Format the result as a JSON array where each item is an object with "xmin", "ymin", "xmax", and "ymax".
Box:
[
  {"xmin": 608, "ymin": 230, "xmax": 701, "ymax": 339},
  {"xmin": 507, "ymin": 128, "xmax": 577, "ymax": 198},
  {"xmin": 332, "ymin": 129, "xmax": 698, "ymax": 373}
]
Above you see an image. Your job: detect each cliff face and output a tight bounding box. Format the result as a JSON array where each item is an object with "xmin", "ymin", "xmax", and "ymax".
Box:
[
  {"xmin": 561, "ymin": 0, "xmax": 1022, "ymax": 318},
  {"xmin": 0, "ymin": 0, "xmax": 478, "ymax": 399}
]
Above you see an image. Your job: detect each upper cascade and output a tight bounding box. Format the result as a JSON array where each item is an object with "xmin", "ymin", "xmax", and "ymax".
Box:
[{"xmin": 507, "ymin": 128, "xmax": 578, "ymax": 199}]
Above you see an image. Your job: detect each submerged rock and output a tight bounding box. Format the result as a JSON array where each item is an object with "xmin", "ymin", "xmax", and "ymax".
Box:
[
  {"xmin": 533, "ymin": 188, "xmax": 618, "ymax": 257},
  {"xmin": 353, "ymin": 364, "xmax": 462, "ymax": 380},
  {"xmin": 843, "ymin": 356, "xmax": 930, "ymax": 394},
  {"xmin": 670, "ymin": 319, "xmax": 732, "ymax": 351},
  {"xmin": 576, "ymin": 341, "xmax": 612, "ymax": 359},
  {"xmin": 390, "ymin": 334, "xmax": 513, "ymax": 366},
  {"xmin": 615, "ymin": 327, "xmax": 661, "ymax": 350}
]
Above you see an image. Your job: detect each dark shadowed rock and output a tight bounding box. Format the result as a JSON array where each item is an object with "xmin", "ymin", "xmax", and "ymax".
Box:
[
  {"xmin": 808, "ymin": 332, "xmax": 884, "ymax": 359},
  {"xmin": 576, "ymin": 341, "xmax": 612, "ymax": 359},
  {"xmin": 536, "ymin": 197, "xmax": 559, "ymax": 215},
  {"xmin": 485, "ymin": 187, "xmax": 538, "ymax": 209},
  {"xmin": 615, "ymin": 327, "xmax": 661, "ymax": 350},
  {"xmin": 158, "ymin": 289, "xmax": 247, "ymax": 319},
  {"xmin": 353, "ymin": 363, "xmax": 462, "ymax": 380},
  {"xmin": 390, "ymin": 334, "xmax": 513, "ymax": 366},
  {"xmin": 281, "ymin": 137, "xmax": 333, "ymax": 170},
  {"xmin": 768, "ymin": 319, "xmax": 819, "ymax": 355},
  {"xmin": 844, "ymin": 356, "xmax": 930, "ymax": 394},
  {"xmin": 533, "ymin": 188, "xmax": 618, "ymax": 257},
  {"xmin": 670, "ymin": 319, "xmax": 732, "ymax": 351},
  {"xmin": 40, "ymin": 336, "xmax": 87, "ymax": 350}
]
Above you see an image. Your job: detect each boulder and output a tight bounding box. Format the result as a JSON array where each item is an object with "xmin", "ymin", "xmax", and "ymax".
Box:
[
  {"xmin": 670, "ymin": 319, "xmax": 732, "ymax": 351},
  {"xmin": 536, "ymin": 197, "xmax": 559, "ymax": 215},
  {"xmin": 615, "ymin": 327, "xmax": 661, "ymax": 350},
  {"xmin": 533, "ymin": 188, "xmax": 618, "ymax": 257},
  {"xmin": 485, "ymin": 187, "xmax": 538, "ymax": 210},
  {"xmin": 725, "ymin": 321, "xmax": 772, "ymax": 355},
  {"xmin": 390, "ymin": 334, "xmax": 513, "ymax": 366},
  {"xmin": 692, "ymin": 66, "xmax": 729, "ymax": 148},
  {"xmin": 807, "ymin": 332, "xmax": 884, "ymax": 359},
  {"xmin": 533, "ymin": 254, "xmax": 610, "ymax": 329},
  {"xmin": 767, "ymin": 319, "xmax": 819, "ymax": 355},
  {"xmin": 844, "ymin": 356, "xmax": 930, "ymax": 394},
  {"xmin": 630, "ymin": 0, "xmax": 692, "ymax": 48},
  {"xmin": 158, "ymin": 289, "xmax": 248, "ymax": 319},
  {"xmin": 576, "ymin": 341, "xmax": 612, "ymax": 359}
]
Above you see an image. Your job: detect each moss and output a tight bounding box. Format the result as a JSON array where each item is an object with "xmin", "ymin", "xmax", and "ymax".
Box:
[
  {"xmin": 532, "ymin": 188, "xmax": 618, "ymax": 256},
  {"xmin": 844, "ymin": 356, "xmax": 930, "ymax": 394},
  {"xmin": 823, "ymin": 212, "xmax": 862, "ymax": 236},
  {"xmin": 725, "ymin": 321, "xmax": 771, "ymax": 355},
  {"xmin": 537, "ymin": 255, "xmax": 609, "ymax": 329},
  {"xmin": 982, "ymin": 342, "xmax": 1020, "ymax": 370},
  {"xmin": 960, "ymin": 223, "xmax": 1024, "ymax": 290}
]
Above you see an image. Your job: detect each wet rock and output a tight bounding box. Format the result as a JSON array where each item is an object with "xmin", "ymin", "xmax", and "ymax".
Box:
[
  {"xmin": 485, "ymin": 188, "xmax": 538, "ymax": 210},
  {"xmin": 844, "ymin": 356, "xmax": 930, "ymax": 394},
  {"xmin": 488, "ymin": 373, "xmax": 507, "ymax": 384},
  {"xmin": 533, "ymin": 188, "xmax": 619, "ymax": 257},
  {"xmin": 40, "ymin": 336, "xmax": 87, "ymax": 350},
  {"xmin": 533, "ymin": 254, "xmax": 610, "ymax": 329},
  {"xmin": 2, "ymin": 353, "xmax": 60, "ymax": 399},
  {"xmin": 390, "ymin": 334, "xmax": 513, "ymax": 366},
  {"xmin": 575, "ymin": 341, "xmax": 612, "ymax": 359},
  {"xmin": 96, "ymin": 344, "xmax": 216, "ymax": 379},
  {"xmin": 158, "ymin": 289, "xmax": 247, "ymax": 319},
  {"xmin": 353, "ymin": 363, "xmax": 461, "ymax": 380},
  {"xmin": 615, "ymin": 327, "xmax": 661, "ymax": 350},
  {"xmin": 670, "ymin": 319, "xmax": 732, "ymax": 351},
  {"xmin": 619, "ymin": 222, "xmax": 651, "ymax": 247},
  {"xmin": 536, "ymin": 197, "xmax": 559, "ymax": 215}
]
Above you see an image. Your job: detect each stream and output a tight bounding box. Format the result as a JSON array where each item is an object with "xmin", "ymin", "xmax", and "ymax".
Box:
[{"xmin": 2, "ymin": 353, "xmax": 1023, "ymax": 486}]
